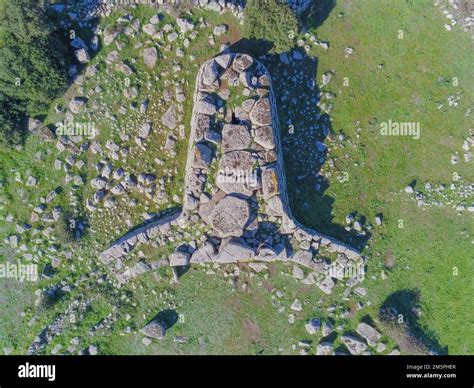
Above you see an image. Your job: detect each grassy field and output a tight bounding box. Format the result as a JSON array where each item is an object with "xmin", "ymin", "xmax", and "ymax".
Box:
[
  {"xmin": 0, "ymin": 0, "xmax": 472, "ymax": 355},
  {"xmin": 305, "ymin": 0, "xmax": 474, "ymax": 354}
]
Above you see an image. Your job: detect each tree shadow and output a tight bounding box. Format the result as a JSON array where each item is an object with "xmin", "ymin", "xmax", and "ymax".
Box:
[
  {"xmin": 300, "ymin": 0, "xmax": 337, "ymax": 30},
  {"xmin": 380, "ymin": 289, "xmax": 448, "ymax": 355},
  {"xmin": 226, "ymin": 37, "xmax": 370, "ymax": 251},
  {"xmin": 154, "ymin": 309, "xmax": 179, "ymax": 330}
]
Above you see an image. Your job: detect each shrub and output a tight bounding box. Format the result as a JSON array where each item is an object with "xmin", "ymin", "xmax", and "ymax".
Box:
[{"xmin": 244, "ymin": 0, "xmax": 299, "ymax": 54}]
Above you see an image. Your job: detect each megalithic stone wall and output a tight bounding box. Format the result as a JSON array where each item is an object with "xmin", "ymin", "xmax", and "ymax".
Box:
[{"xmin": 99, "ymin": 52, "xmax": 363, "ymax": 288}]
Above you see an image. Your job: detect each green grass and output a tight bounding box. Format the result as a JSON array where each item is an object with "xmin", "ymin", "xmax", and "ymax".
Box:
[{"xmin": 296, "ymin": 0, "xmax": 474, "ymax": 354}]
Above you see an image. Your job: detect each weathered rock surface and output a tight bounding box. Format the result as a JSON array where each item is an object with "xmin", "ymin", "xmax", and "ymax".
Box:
[
  {"xmin": 210, "ymin": 196, "xmax": 250, "ymax": 237},
  {"xmin": 141, "ymin": 318, "xmax": 166, "ymax": 340},
  {"xmin": 221, "ymin": 124, "xmax": 251, "ymax": 152},
  {"xmin": 341, "ymin": 335, "xmax": 367, "ymax": 355},
  {"xmin": 142, "ymin": 47, "xmax": 158, "ymax": 68},
  {"xmin": 215, "ymin": 238, "xmax": 254, "ymax": 262},
  {"xmin": 356, "ymin": 322, "xmax": 382, "ymax": 346},
  {"xmin": 250, "ymin": 98, "xmax": 272, "ymax": 126}
]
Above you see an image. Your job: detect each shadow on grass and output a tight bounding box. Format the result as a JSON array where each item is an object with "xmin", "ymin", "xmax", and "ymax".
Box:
[
  {"xmin": 155, "ymin": 309, "xmax": 179, "ymax": 329},
  {"xmin": 380, "ymin": 289, "xmax": 448, "ymax": 355},
  {"xmin": 300, "ymin": 0, "xmax": 337, "ymax": 30}
]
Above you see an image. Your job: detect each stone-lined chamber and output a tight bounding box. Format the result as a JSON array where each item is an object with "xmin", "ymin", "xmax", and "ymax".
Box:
[{"xmin": 100, "ymin": 53, "xmax": 364, "ymax": 292}]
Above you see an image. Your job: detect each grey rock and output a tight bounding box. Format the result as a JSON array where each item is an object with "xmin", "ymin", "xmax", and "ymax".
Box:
[
  {"xmin": 215, "ymin": 53, "xmax": 233, "ymax": 69},
  {"xmin": 103, "ymin": 26, "xmax": 120, "ymax": 46},
  {"xmin": 213, "ymin": 24, "xmax": 228, "ymax": 36},
  {"xmin": 305, "ymin": 318, "xmax": 321, "ymax": 335},
  {"xmin": 69, "ymin": 98, "xmax": 86, "ymax": 114},
  {"xmin": 292, "ymin": 265, "xmax": 304, "ymax": 279},
  {"xmin": 167, "ymin": 32, "xmax": 179, "ymax": 42},
  {"xmin": 142, "ymin": 23, "xmax": 156, "ymax": 36},
  {"xmin": 290, "ymin": 298, "xmax": 303, "ymax": 311},
  {"xmin": 341, "ymin": 335, "xmax": 367, "ymax": 355},
  {"xmin": 195, "ymin": 99, "xmax": 218, "ymax": 115},
  {"xmin": 221, "ymin": 124, "xmax": 251, "ymax": 152},
  {"xmin": 210, "ymin": 195, "xmax": 250, "ymax": 237},
  {"xmin": 254, "ymin": 126, "xmax": 275, "ymax": 149},
  {"xmin": 215, "ymin": 237, "xmax": 254, "ymax": 262},
  {"xmin": 261, "ymin": 166, "xmax": 279, "ymax": 199},
  {"xmin": 142, "ymin": 47, "xmax": 158, "ymax": 68},
  {"xmin": 192, "ymin": 142, "xmax": 213, "ymax": 169},
  {"xmin": 217, "ymin": 150, "xmax": 256, "ymax": 195},
  {"xmin": 190, "ymin": 241, "xmax": 216, "ymax": 263},
  {"xmin": 141, "ymin": 318, "xmax": 166, "ymax": 340},
  {"xmin": 169, "ymin": 251, "xmax": 191, "ymax": 267},
  {"xmin": 177, "ymin": 18, "xmax": 194, "ymax": 33},
  {"xmin": 319, "ymin": 276, "xmax": 335, "ymax": 295},
  {"xmin": 316, "ymin": 341, "xmax": 333, "ymax": 355},
  {"xmin": 250, "ymin": 98, "xmax": 272, "ymax": 127},
  {"xmin": 232, "ymin": 53, "xmax": 253, "ymax": 72},
  {"xmin": 75, "ymin": 48, "xmax": 90, "ymax": 64},
  {"xmin": 91, "ymin": 177, "xmax": 107, "ymax": 189},
  {"xmin": 202, "ymin": 60, "xmax": 220, "ymax": 86},
  {"xmin": 356, "ymin": 322, "xmax": 382, "ymax": 346},
  {"xmin": 162, "ymin": 105, "xmax": 178, "ymax": 130},
  {"xmin": 139, "ymin": 122, "xmax": 152, "ymax": 138}
]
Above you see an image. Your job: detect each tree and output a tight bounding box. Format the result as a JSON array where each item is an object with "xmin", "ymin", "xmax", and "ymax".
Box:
[
  {"xmin": 244, "ymin": 0, "xmax": 299, "ymax": 54},
  {"xmin": 0, "ymin": 0, "xmax": 69, "ymax": 144}
]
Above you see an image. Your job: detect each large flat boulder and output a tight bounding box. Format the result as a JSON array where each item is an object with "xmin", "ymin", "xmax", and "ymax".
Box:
[
  {"xmin": 209, "ymin": 195, "xmax": 250, "ymax": 238},
  {"xmin": 221, "ymin": 124, "xmax": 251, "ymax": 152},
  {"xmin": 341, "ymin": 335, "xmax": 367, "ymax": 355},
  {"xmin": 356, "ymin": 323, "xmax": 382, "ymax": 346},
  {"xmin": 202, "ymin": 60, "xmax": 220, "ymax": 86},
  {"xmin": 215, "ymin": 237, "xmax": 254, "ymax": 262},
  {"xmin": 216, "ymin": 150, "xmax": 256, "ymax": 195},
  {"xmin": 141, "ymin": 318, "xmax": 166, "ymax": 340}
]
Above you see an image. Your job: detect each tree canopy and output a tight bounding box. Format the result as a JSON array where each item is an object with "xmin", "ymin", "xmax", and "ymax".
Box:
[
  {"xmin": 244, "ymin": 0, "xmax": 299, "ymax": 54},
  {"xmin": 0, "ymin": 0, "xmax": 69, "ymax": 144}
]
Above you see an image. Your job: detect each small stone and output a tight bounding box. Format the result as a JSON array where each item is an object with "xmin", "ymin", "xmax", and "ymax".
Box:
[
  {"xmin": 290, "ymin": 299, "xmax": 302, "ymax": 312},
  {"xmin": 213, "ymin": 24, "xmax": 228, "ymax": 36},
  {"xmin": 292, "ymin": 265, "xmax": 304, "ymax": 279},
  {"xmin": 305, "ymin": 318, "xmax": 321, "ymax": 335}
]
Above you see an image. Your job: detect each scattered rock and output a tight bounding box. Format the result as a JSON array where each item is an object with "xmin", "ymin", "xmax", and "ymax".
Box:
[{"xmin": 141, "ymin": 318, "xmax": 166, "ymax": 340}]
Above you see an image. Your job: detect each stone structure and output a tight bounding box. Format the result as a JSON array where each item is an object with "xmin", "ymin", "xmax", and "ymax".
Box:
[{"xmin": 100, "ymin": 53, "xmax": 363, "ymax": 287}]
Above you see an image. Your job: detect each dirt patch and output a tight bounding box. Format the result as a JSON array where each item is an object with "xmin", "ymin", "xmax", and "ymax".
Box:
[
  {"xmin": 384, "ymin": 248, "xmax": 396, "ymax": 269},
  {"xmin": 263, "ymin": 280, "xmax": 274, "ymax": 294},
  {"xmin": 243, "ymin": 318, "xmax": 263, "ymax": 346}
]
